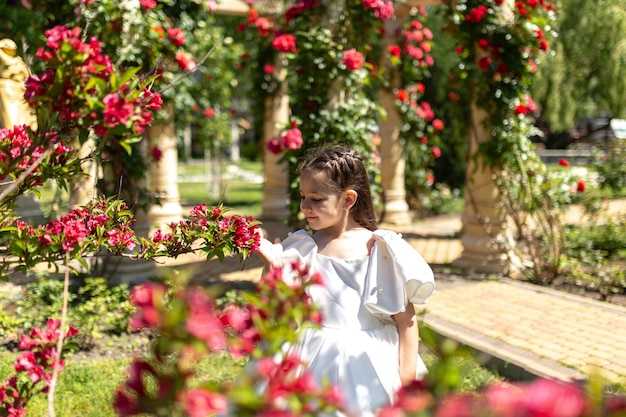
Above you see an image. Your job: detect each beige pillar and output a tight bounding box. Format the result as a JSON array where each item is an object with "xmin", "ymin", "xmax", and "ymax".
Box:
[
  {"xmin": 261, "ymin": 66, "xmax": 289, "ymax": 220},
  {"xmin": 378, "ymin": 11, "xmax": 411, "ymax": 225},
  {"xmin": 69, "ymin": 139, "xmax": 98, "ymax": 209},
  {"xmin": 452, "ymin": 104, "xmax": 515, "ymax": 274},
  {"xmin": 147, "ymin": 111, "xmax": 184, "ymax": 231}
]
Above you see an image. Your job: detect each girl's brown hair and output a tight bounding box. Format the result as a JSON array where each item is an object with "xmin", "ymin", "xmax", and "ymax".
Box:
[{"xmin": 299, "ymin": 145, "xmax": 378, "ymax": 231}]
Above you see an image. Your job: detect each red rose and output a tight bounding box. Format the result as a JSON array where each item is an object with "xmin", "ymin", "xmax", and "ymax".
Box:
[
  {"xmin": 431, "ymin": 146, "xmax": 442, "ymax": 159},
  {"xmin": 343, "ymin": 48, "xmax": 365, "ymax": 71},
  {"xmin": 478, "ymin": 56, "xmax": 492, "ymax": 70},
  {"xmin": 432, "ymin": 119, "xmax": 444, "ymax": 131},
  {"xmin": 272, "ymin": 33, "xmax": 297, "ymax": 53},
  {"xmin": 388, "ymin": 45, "xmax": 401, "ymax": 57},
  {"xmin": 167, "ymin": 28, "xmax": 185, "ymax": 47},
  {"xmin": 466, "ymin": 5, "xmax": 488, "ymax": 23},
  {"xmin": 267, "ymin": 138, "xmax": 282, "ymax": 155},
  {"xmin": 396, "ymin": 89, "xmax": 409, "ymax": 101},
  {"xmin": 558, "ymin": 158, "xmax": 570, "ymax": 167},
  {"xmin": 263, "ymin": 63, "xmax": 275, "ymax": 75}
]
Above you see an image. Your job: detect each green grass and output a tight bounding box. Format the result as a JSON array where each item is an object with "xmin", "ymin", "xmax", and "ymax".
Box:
[
  {"xmin": 0, "ymin": 347, "xmax": 499, "ymax": 416},
  {"xmin": 0, "ymin": 352, "xmax": 246, "ymax": 417},
  {"xmin": 33, "ymin": 159, "xmax": 264, "ymax": 220}
]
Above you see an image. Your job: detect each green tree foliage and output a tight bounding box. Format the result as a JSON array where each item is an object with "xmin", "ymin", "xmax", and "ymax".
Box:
[{"xmin": 532, "ymin": 0, "xmax": 626, "ymax": 137}]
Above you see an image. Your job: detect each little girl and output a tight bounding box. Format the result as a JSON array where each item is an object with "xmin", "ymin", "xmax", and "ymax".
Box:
[{"xmin": 258, "ymin": 145, "xmax": 435, "ymax": 416}]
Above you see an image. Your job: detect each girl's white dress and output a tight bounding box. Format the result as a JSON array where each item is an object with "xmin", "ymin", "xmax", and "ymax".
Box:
[{"xmin": 278, "ymin": 229, "xmax": 436, "ymax": 416}]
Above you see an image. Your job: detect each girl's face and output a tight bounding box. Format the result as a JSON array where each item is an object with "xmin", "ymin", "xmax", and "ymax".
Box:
[{"xmin": 299, "ymin": 170, "xmax": 350, "ymax": 231}]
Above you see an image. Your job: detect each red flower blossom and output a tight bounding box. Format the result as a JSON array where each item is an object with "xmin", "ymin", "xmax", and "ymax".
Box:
[
  {"xmin": 175, "ymin": 52, "xmax": 196, "ymax": 71},
  {"xmin": 431, "ymin": 146, "xmax": 442, "ymax": 159},
  {"xmin": 478, "ymin": 38, "xmax": 490, "ymax": 50},
  {"xmin": 267, "ymin": 138, "xmax": 282, "ymax": 155},
  {"xmin": 254, "ymin": 17, "xmax": 273, "ymax": 37},
  {"xmin": 558, "ymin": 158, "xmax": 570, "ymax": 167},
  {"xmin": 576, "ymin": 180, "xmax": 586, "ymax": 193},
  {"xmin": 279, "ymin": 127, "xmax": 303, "ymax": 150},
  {"xmin": 263, "ymin": 63, "xmax": 275, "ymax": 74},
  {"xmin": 388, "ymin": 45, "xmax": 401, "ymax": 57},
  {"xmin": 515, "ymin": 104, "xmax": 529, "ymax": 115},
  {"xmin": 203, "ymin": 108, "xmax": 215, "ymax": 118},
  {"xmin": 271, "ymin": 33, "xmax": 297, "ymax": 53},
  {"xmin": 396, "ymin": 89, "xmax": 409, "ymax": 101},
  {"xmin": 183, "ymin": 389, "xmax": 227, "ymax": 417},
  {"xmin": 167, "ymin": 28, "xmax": 185, "ymax": 47},
  {"xmin": 343, "ymin": 48, "xmax": 365, "ymax": 71},
  {"xmin": 150, "ymin": 146, "xmax": 162, "ymax": 162},
  {"xmin": 478, "ymin": 56, "xmax": 492, "ymax": 70},
  {"xmin": 140, "ymin": 0, "xmax": 157, "ymax": 9},
  {"xmin": 432, "ymin": 119, "xmax": 444, "ymax": 131},
  {"xmin": 102, "ymin": 93, "xmax": 134, "ymax": 127},
  {"xmin": 466, "ymin": 5, "xmax": 488, "ymax": 23}
]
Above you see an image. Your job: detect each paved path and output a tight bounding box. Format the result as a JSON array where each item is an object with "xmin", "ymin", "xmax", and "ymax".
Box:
[{"xmin": 165, "ymin": 199, "xmax": 626, "ymax": 387}]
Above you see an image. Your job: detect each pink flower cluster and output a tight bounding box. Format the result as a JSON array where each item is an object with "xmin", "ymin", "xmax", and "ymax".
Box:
[
  {"xmin": 118, "ymin": 259, "xmax": 331, "ymax": 416},
  {"xmin": 361, "ymin": 0, "xmax": 394, "ymax": 20},
  {"xmin": 460, "ymin": 1, "xmax": 553, "ymax": 79},
  {"xmin": 401, "ymin": 18, "xmax": 435, "ymax": 68},
  {"xmin": 267, "ymin": 126, "xmax": 304, "ymax": 155},
  {"xmin": 146, "ymin": 203, "xmax": 261, "ymax": 260},
  {"xmin": 379, "ymin": 377, "xmax": 626, "ymax": 417},
  {"xmin": 10, "ymin": 196, "xmax": 137, "ymax": 271},
  {"xmin": 25, "ymin": 25, "xmax": 163, "ymax": 140},
  {"xmin": 0, "ymin": 319, "xmax": 78, "ymax": 416},
  {"xmin": 0, "ymin": 125, "xmax": 73, "ymax": 187},
  {"xmin": 254, "ymin": 354, "xmax": 344, "ymax": 415}
]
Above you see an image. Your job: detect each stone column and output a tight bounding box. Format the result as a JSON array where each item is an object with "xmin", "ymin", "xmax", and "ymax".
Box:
[
  {"xmin": 378, "ymin": 10, "xmax": 411, "ymax": 225},
  {"xmin": 261, "ymin": 66, "xmax": 289, "ymax": 220},
  {"xmin": 147, "ymin": 110, "xmax": 184, "ymax": 231},
  {"xmin": 452, "ymin": 104, "xmax": 515, "ymax": 274},
  {"xmin": 68, "ymin": 138, "xmax": 98, "ymax": 209}
]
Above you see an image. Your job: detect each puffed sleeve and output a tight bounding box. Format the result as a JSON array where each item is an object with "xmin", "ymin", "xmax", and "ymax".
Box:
[
  {"xmin": 363, "ymin": 229, "xmax": 435, "ymax": 321},
  {"xmin": 279, "ymin": 230, "xmax": 318, "ymax": 282}
]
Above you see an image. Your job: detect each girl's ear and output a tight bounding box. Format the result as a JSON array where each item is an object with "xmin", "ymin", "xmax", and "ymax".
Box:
[{"xmin": 344, "ymin": 189, "xmax": 358, "ymax": 210}]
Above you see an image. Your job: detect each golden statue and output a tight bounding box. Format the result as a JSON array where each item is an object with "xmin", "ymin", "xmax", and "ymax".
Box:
[{"xmin": 0, "ymin": 38, "xmax": 37, "ymax": 130}]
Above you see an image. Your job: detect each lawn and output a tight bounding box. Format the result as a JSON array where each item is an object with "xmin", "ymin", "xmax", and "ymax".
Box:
[
  {"xmin": 34, "ymin": 158, "xmax": 264, "ymax": 220},
  {"xmin": 0, "ymin": 346, "xmax": 499, "ymax": 416},
  {"xmin": 0, "ymin": 352, "xmax": 247, "ymax": 417}
]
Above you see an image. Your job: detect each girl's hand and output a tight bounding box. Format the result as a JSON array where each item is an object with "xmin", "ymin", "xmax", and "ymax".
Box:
[{"xmin": 258, "ymin": 237, "xmax": 283, "ymax": 269}]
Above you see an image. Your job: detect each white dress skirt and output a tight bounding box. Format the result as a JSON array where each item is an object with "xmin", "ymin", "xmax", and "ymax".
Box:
[{"xmin": 275, "ymin": 229, "xmax": 436, "ymax": 417}]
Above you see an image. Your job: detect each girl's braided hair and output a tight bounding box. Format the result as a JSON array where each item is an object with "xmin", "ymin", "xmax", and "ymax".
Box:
[{"xmin": 299, "ymin": 145, "xmax": 378, "ymax": 231}]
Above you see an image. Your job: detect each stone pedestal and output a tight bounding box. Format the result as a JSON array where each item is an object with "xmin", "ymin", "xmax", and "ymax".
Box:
[
  {"xmin": 378, "ymin": 14, "xmax": 411, "ymax": 225},
  {"xmin": 452, "ymin": 104, "xmax": 514, "ymax": 274},
  {"xmin": 261, "ymin": 69, "xmax": 289, "ymax": 220}
]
